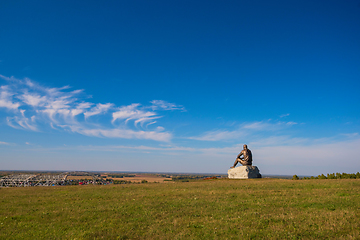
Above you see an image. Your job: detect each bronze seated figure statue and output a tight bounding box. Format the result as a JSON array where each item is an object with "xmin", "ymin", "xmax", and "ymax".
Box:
[{"xmin": 230, "ymin": 144, "xmax": 252, "ymax": 168}]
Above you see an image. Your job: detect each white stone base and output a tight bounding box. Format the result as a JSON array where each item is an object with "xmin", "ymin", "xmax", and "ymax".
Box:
[{"xmin": 228, "ymin": 166, "xmax": 261, "ymax": 179}]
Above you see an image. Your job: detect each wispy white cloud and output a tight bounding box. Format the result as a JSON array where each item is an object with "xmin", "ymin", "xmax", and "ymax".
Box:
[
  {"xmin": 16, "ymin": 133, "xmax": 360, "ymax": 174},
  {"xmin": 19, "ymin": 93, "xmax": 46, "ymax": 107},
  {"xmin": 249, "ymin": 136, "xmax": 309, "ymax": 147},
  {"xmin": 280, "ymin": 113, "xmax": 290, "ymax": 118},
  {"xmin": 341, "ymin": 132, "xmax": 359, "ymax": 138},
  {"xmin": 112, "ymin": 103, "xmax": 161, "ymax": 127},
  {"xmin": 150, "ymin": 100, "xmax": 186, "ymax": 111},
  {"xmin": 0, "ymin": 141, "xmax": 10, "ymax": 145},
  {"xmin": 77, "ymin": 144, "xmax": 200, "ymax": 153},
  {"xmin": 84, "ymin": 103, "xmax": 113, "ymax": 119},
  {"xmin": 189, "ymin": 129, "xmax": 247, "ymax": 141},
  {"xmin": 61, "ymin": 125, "xmax": 171, "ymax": 142},
  {"xmin": 6, "ymin": 109, "xmax": 38, "ymax": 131},
  {"xmin": 0, "ymin": 85, "xmax": 21, "ymax": 110},
  {"xmin": 52, "ymin": 137, "xmax": 360, "ymax": 175},
  {"xmin": 243, "ymin": 120, "xmax": 296, "ymax": 130},
  {"xmin": 0, "ymin": 74, "xmax": 184, "ymax": 142},
  {"xmin": 190, "ymin": 120, "xmax": 298, "ymax": 142}
]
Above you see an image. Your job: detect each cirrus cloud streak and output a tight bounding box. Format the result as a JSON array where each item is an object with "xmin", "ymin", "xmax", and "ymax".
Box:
[{"xmin": 0, "ymin": 75, "xmax": 184, "ymax": 142}]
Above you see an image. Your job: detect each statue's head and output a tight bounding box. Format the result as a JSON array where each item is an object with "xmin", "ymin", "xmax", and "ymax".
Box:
[{"xmin": 243, "ymin": 144, "xmax": 247, "ymax": 149}]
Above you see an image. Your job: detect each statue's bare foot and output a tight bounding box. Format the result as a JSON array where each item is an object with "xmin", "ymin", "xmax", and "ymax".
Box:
[{"xmin": 230, "ymin": 166, "xmax": 234, "ymax": 168}]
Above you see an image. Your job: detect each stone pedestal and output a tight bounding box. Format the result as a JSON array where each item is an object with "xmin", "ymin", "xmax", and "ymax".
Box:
[{"xmin": 228, "ymin": 166, "xmax": 261, "ymax": 179}]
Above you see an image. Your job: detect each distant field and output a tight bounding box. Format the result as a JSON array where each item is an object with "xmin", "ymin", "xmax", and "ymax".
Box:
[
  {"xmin": 1, "ymin": 178, "xmax": 359, "ymax": 239},
  {"xmin": 112, "ymin": 175, "xmax": 169, "ymax": 183}
]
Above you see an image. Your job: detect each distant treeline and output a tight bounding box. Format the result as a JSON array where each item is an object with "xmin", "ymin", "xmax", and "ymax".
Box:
[
  {"xmin": 157, "ymin": 174, "xmax": 172, "ymax": 178},
  {"xmin": 293, "ymin": 172, "xmax": 360, "ymax": 180},
  {"xmin": 62, "ymin": 178, "xmax": 113, "ymax": 186}
]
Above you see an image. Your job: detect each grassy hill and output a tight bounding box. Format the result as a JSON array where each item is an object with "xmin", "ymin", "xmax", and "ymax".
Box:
[{"xmin": 1, "ymin": 178, "xmax": 359, "ymax": 239}]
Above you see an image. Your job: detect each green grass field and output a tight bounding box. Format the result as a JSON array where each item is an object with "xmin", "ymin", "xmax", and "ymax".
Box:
[{"xmin": 1, "ymin": 178, "xmax": 359, "ymax": 239}]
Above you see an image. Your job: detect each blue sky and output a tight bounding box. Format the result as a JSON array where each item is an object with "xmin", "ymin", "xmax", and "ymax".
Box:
[{"xmin": 0, "ymin": 0, "xmax": 359, "ymax": 175}]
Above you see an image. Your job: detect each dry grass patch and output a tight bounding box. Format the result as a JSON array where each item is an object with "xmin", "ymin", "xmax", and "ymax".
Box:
[
  {"xmin": 119, "ymin": 175, "xmax": 169, "ymax": 183},
  {"xmin": 106, "ymin": 174, "xmax": 170, "ymax": 183}
]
